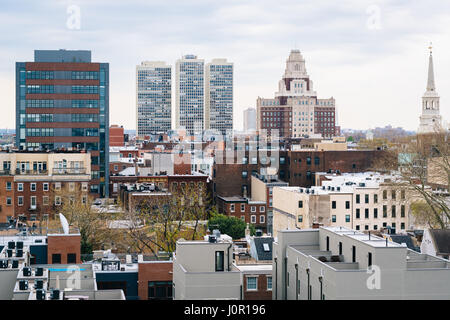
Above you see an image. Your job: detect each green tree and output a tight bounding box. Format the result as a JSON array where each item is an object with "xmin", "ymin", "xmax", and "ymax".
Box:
[{"xmin": 207, "ymin": 214, "xmax": 256, "ymax": 240}]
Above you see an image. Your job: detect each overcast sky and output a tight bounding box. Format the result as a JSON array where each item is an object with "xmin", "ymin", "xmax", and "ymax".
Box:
[{"xmin": 1, "ymin": 0, "xmax": 449, "ymax": 131}]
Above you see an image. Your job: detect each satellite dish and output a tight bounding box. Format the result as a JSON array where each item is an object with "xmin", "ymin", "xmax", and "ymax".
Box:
[{"xmin": 59, "ymin": 213, "xmax": 69, "ymax": 235}]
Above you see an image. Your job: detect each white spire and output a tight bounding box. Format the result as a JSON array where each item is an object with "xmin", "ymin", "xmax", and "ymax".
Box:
[{"xmin": 426, "ymin": 43, "xmax": 435, "ymax": 92}]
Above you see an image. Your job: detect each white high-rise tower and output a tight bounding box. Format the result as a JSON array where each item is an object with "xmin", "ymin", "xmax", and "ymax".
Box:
[{"xmin": 418, "ymin": 45, "xmax": 443, "ymax": 134}]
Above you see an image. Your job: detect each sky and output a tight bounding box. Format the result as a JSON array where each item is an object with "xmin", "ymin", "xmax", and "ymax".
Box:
[{"xmin": 0, "ymin": 0, "xmax": 449, "ymax": 131}]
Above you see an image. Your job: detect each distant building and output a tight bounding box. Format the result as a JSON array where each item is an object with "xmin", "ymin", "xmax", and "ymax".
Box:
[
  {"xmin": 243, "ymin": 108, "xmax": 256, "ymax": 132},
  {"xmin": 136, "ymin": 61, "xmax": 172, "ymax": 136},
  {"xmin": 418, "ymin": 46, "xmax": 443, "ymax": 134},
  {"xmin": 257, "ymin": 50, "xmax": 337, "ymax": 139},
  {"xmin": 421, "ymin": 229, "xmax": 450, "ymax": 260},
  {"xmin": 175, "ymin": 55, "xmax": 204, "ymax": 134},
  {"xmin": 205, "ymin": 59, "xmax": 233, "ymax": 136},
  {"xmin": 109, "ymin": 125, "xmax": 124, "ymax": 147},
  {"xmin": 15, "ymin": 49, "xmax": 109, "ymax": 197}
]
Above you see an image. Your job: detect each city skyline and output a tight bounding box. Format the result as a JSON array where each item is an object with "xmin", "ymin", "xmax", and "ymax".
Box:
[{"xmin": 0, "ymin": 0, "xmax": 450, "ymax": 132}]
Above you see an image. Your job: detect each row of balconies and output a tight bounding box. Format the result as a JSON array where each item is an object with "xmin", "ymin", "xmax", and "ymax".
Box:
[{"xmin": 0, "ymin": 168, "xmax": 87, "ymax": 175}]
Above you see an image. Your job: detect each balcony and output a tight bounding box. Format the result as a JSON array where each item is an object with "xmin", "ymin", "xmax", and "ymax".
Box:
[
  {"xmin": 52, "ymin": 168, "xmax": 87, "ymax": 175},
  {"xmin": 15, "ymin": 169, "xmax": 48, "ymax": 175}
]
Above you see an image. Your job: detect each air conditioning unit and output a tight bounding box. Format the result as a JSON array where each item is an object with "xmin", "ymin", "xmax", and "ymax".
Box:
[
  {"xmin": 35, "ymin": 267, "xmax": 44, "ymax": 277},
  {"xmin": 23, "ymin": 267, "xmax": 32, "ymax": 277},
  {"xmin": 19, "ymin": 280, "xmax": 28, "ymax": 291}
]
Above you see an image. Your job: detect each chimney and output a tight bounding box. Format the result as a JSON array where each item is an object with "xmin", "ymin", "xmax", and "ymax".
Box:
[{"xmin": 134, "ymin": 157, "xmax": 139, "ymax": 177}]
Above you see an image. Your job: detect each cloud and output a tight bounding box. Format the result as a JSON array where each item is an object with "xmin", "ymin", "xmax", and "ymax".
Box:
[{"xmin": 0, "ymin": 0, "xmax": 449, "ymax": 131}]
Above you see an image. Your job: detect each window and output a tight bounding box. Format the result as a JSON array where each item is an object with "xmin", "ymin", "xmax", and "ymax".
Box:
[
  {"xmin": 215, "ymin": 251, "xmax": 224, "ymax": 272},
  {"xmin": 298, "ymin": 201, "xmax": 303, "ymax": 208},
  {"xmin": 6, "ymin": 182, "xmax": 11, "ymax": 191},
  {"xmin": 54, "ymin": 182, "xmax": 61, "ymax": 191},
  {"xmin": 298, "ymin": 215, "xmax": 303, "ymax": 223},
  {"xmin": 345, "ymin": 201, "xmax": 350, "ymax": 209},
  {"xmin": 365, "ymin": 208, "xmax": 369, "ymax": 219},
  {"xmin": 374, "ymin": 208, "xmax": 378, "ymax": 219},
  {"xmin": 401, "ymin": 205, "xmax": 405, "ymax": 217},
  {"xmin": 332, "ymin": 215, "xmax": 336, "ymax": 223},
  {"xmin": 251, "ymin": 206, "xmax": 256, "ymax": 213},
  {"xmin": 260, "ymin": 215, "xmax": 265, "ymax": 224},
  {"xmin": 383, "ymin": 190, "xmax": 387, "ymax": 200},
  {"xmin": 391, "ymin": 190, "xmax": 396, "ymax": 200},
  {"xmin": 267, "ymin": 276, "xmax": 272, "ymax": 291},
  {"xmin": 30, "ymin": 196, "xmax": 36, "ymax": 207},
  {"xmin": 6, "ymin": 197, "xmax": 11, "ymax": 206},
  {"xmin": 241, "ymin": 216, "xmax": 245, "ymax": 221},
  {"xmin": 18, "ymin": 196, "xmax": 23, "ymax": 206},
  {"xmin": 356, "ymin": 209, "xmax": 360, "ymax": 219},
  {"xmin": 345, "ymin": 215, "xmax": 350, "ymax": 223},
  {"xmin": 356, "ymin": 194, "xmax": 360, "ymax": 204},
  {"xmin": 52, "ymin": 254, "xmax": 61, "ymax": 264},
  {"xmin": 251, "ymin": 215, "xmax": 256, "ymax": 223},
  {"xmin": 247, "ymin": 277, "xmax": 257, "ymax": 291},
  {"xmin": 332, "ymin": 201, "xmax": 336, "ymax": 209},
  {"xmin": 230, "ymin": 204, "xmax": 235, "ymax": 212},
  {"xmin": 43, "ymin": 196, "xmax": 49, "ymax": 206},
  {"xmin": 55, "ymin": 196, "xmax": 61, "ymax": 206},
  {"xmin": 401, "ymin": 222, "xmax": 405, "ymax": 230},
  {"xmin": 241, "ymin": 204, "xmax": 245, "ymax": 212},
  {"xmin": 242, "ymin": 171, "xmax": 248, "ymax": 178},
  {"xmin": 260, "ymin": 206, "xmax": 265, "ymax": 212},
  {"xmin": 368, "ymin": 252, "xmax": 372, "ymax": 267},
  {"xmin": 69, "ymin": 182, "xmax": 75, "ymax": 192},
  {"xmin": 365, "ymin": 194, "xmax": 369, "ymax": 204},
  {"xmin": 374, "ymin": 194, "xmax": 378, "ymax": 203},
  {"xmin": 391, "ymin": 205, "xmax": 396, "ymax": 218},
  {"xmin": 148, "ymin": 281, "xmax": 173, "ymax": 300},
  {"xmin": 401, "ymin": 190, "xmax": 405, "ymax": 200},
  {"xmin": 306, "ymin": 157, "xmax": 311, "ymax": 165},
  {"xmin": 383, "ymin": 205, "xmax": 387, "ymax": 217},
  {"xmin": 356, "ymin": 225, "xmax": 360, "ymax": 230},
  {"xmin": 43, "ymin": 183, "xmax": 49, "ymax": 191},
  {"xmin": 67, "ymin": 253, "xmax": 77, "ymax": 264},
  {"xmin": 18, "ymin": 183, "xmax": 23, "ymax": 192},
  {"xmin": 30, "ymin": 183, "xmax": 36, "ymax": 192}
]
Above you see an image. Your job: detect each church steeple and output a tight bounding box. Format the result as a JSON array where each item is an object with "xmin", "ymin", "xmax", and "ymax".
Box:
[{"xmin": 426, "ymin": 43, "xmax": 436, "ymax": 92}]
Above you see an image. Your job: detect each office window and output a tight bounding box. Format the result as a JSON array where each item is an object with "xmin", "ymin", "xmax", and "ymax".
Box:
[
  {"xmin": 67, "ymin": 253, "xmax": 77, "ymax": 264},
  {"xmin": 332, "ymin": 201, "xmax": 336, "ymax": 209},
  {"xmin": 332, "ymin": 215, "xmax": 336, "ymax": 223},
  {"xmin": 345, "ymin": 215, "xmax": 350, "ymax": 223},
  {"xmin": 267, "ymin": 276, "xmax": 272, "ymax": 291},
  {"xmin": 247, "ymin": 277, "xmax": 257, "ymax": 291},
  {"xmin": 215, "ymin": 251, "xmax": 224, "ymax": 272},
  {"xmin": 298, "ymin": 215, "xmax": 303, "ymax": 223},
  {"xmin": 230, "ymin": 204, "xmax": 235, "ymax": 212}
]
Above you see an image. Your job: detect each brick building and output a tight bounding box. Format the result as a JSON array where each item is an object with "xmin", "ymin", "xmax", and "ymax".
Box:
[
  {"xmin": 109, "ymin": 125, "xmax": 125, "ymax": 147},
  {"xmin": 138, "ymin": 261, "xmax": 173, "ymax": 300},
  {"xmin": 216, "ymin": 196, "xmax": 267, "ymax": 231}
]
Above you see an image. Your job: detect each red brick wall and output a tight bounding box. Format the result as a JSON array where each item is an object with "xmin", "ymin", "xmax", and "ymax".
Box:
[
  {"xmin": 0, "ymin": 176, "xmax": 14, "ymax": 223},
  {"xmin": 110, "ymin": 126, "xmax": 124, "ymax": 147},
  {"xmin": 138, "ymin": 262, "xmax": 173, "ymax": 300},
  {"xmin": 243, "ymin": 274, "xmax": 272, "ymax": 300},
  {"xmin": 47, "ymin": 234, "xmax": 81, "ymax": 264}
]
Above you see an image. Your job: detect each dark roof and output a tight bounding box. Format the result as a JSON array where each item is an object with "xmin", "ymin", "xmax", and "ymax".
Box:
[
  {"xmin": 253, "ymin": 237, "xmax": 273, "ymax": 261},
  {"xmin": 429, "ymin": 229, "xmax": 450, "ymax": 255},
  {"xmin": 389, "ymin": 234, "xmax": 419, "ymax": 252}
]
